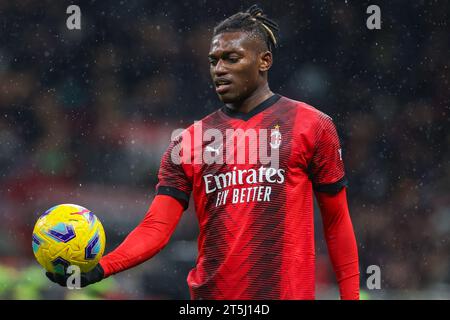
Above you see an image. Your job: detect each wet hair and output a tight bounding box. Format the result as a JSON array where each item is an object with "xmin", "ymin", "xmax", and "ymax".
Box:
[{"xmin": 213, "ymin": 5, "xmax": 279, "ymax": 52}]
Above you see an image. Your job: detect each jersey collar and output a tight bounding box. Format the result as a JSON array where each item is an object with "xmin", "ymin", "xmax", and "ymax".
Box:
[{"xmin": 221, "ymin": 94, "xmax": 281, "ymax": 121}]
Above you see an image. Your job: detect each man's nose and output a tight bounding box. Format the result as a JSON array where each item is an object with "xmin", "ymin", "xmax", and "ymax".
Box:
[{"xmin": 213, "ymin": 60, "xmax": 227, "ymax": 76}]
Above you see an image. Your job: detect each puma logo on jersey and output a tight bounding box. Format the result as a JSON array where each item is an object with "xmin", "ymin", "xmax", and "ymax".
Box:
[{"xmin": 205, "ymin": 144, "xmax": 222, "ymax": 156}]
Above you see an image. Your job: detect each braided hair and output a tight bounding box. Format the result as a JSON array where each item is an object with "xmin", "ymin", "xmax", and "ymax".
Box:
[{"xmin": 213, "ymin": 5, "xmax": 279, "ymax": 52}]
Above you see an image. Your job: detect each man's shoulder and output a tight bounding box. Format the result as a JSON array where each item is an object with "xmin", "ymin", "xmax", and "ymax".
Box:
[{"xmin": 279, "ymin": 96, "xmax": 333, "ymax": 123}]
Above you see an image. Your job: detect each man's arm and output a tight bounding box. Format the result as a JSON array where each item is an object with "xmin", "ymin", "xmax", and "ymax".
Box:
[
  {"xmin": 100, "ymin": 194, "xmax": 185, "ymax": 277},
  {"xmin": 315, "ymin": 187, "xmax": 360, "ymax": 300},
  {"xmin": 46, "ymin": 194, "xmax": 184, "ymax": 287}
]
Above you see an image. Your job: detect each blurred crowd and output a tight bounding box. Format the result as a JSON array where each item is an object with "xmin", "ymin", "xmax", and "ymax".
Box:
[{"xmin": 0, "ymin": 1, "xmax": 448, "ymax": 299}]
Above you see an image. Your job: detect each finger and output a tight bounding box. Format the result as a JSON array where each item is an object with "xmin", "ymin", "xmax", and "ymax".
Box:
[
  {"xmin": 46, "ymin": 272, "xmax": 67, "ymax": 287},
  {"xmin": 54, "ymin": 273, "xmax": 69, "ymax": 287},
  {"xmin": 46, "ymin": 272, "xmax": 56, "ymax": 282},
  {"xmin": 80, "ymin": 275, "xmax": 89, "ymax": 288}
]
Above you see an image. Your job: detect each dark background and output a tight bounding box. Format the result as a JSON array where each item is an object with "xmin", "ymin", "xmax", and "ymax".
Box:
[{"xmin": 0, "ymin": 0, "xmax": 448, "ymax": 299}]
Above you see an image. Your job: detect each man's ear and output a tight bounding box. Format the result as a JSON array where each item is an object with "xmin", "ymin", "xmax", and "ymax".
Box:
[{"xmin": 259, "ymin": 51, "xmax": 273, "ymax": 72}]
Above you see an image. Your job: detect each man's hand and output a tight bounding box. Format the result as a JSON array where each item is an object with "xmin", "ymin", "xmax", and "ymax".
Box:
[{"xmin": 46, "ymin": 264, "xmax": 105, "ymax": 288}]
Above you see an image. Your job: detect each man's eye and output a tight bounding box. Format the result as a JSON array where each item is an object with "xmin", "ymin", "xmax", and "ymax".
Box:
[
  {"xmin": 228, "ymin": 57, "xmax": 239, "ymax": 63},
  {"xmin": 209, "ymin": 59, "xmax": 218, "ymax": 66}
]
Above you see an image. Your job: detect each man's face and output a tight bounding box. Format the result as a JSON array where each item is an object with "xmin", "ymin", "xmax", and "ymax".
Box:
[{"xmin": 208, "ymin": 32, "xmax": 266, "ymax": 104}]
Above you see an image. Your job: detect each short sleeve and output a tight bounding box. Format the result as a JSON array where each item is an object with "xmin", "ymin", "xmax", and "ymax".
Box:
[
  {"xmin": 309, "ymin": 115, "xmax": 348, "ymax": 194},
  {"xmin": 156, "ymin": 134, "xmax": 193, "ymax": 209}
]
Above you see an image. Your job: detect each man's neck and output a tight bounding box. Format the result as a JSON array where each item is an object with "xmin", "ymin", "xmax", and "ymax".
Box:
[{"xmin": 226, "ymin": 84, "xmax": 273, "ymax": 114}]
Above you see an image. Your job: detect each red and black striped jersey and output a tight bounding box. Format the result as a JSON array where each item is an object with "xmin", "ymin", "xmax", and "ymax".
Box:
[{"xmin": 156, "ymin": 94, "xmax": 347, "ymax": 299}]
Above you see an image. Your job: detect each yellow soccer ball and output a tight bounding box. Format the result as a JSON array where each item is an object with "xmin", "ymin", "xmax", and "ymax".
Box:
[{"xmin": 32, "ymin": 204, "xmax": 106, "ymax": 274}]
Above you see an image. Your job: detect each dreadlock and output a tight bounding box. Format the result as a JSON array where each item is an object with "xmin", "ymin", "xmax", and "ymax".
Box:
[{"xmin": 213, "ymin": 5, "xmax": 280, "ymax": 52}]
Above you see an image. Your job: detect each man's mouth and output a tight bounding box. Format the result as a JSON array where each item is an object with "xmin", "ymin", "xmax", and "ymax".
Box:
[{"xmin": 214, "ymin": 78, "xmax": 232, "ymax": 94}]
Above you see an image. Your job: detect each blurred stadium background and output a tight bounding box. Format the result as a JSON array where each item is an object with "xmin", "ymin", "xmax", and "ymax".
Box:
[{"xmin": 0, "ymin": 0, "xmax": 448, "ymax": 299}]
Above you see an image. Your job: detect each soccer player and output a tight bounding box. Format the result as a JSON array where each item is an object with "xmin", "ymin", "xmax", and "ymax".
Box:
[{"xmin": 47, "ymin": 5, "xmax": 360, "ymax": 300}]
